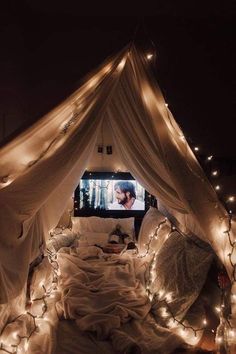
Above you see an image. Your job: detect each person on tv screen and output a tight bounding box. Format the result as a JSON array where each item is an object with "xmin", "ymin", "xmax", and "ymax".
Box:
[{"xmin": 108, "ymin": 181, "xmax": 144, "ymax": 210}]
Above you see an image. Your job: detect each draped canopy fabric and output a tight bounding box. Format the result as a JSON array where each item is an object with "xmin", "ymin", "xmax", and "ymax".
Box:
[{"xmin": 0, "ymin": 44, "xmax": 233, "ymax": 304}]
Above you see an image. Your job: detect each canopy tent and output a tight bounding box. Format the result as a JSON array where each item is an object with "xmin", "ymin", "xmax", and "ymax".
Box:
[{"xmin": 0, "ymin": 44, "xmax": 235, "ymax": 308}]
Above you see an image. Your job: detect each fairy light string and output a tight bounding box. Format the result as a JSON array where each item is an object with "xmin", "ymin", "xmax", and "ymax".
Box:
[
  {"xmin": 137, "ymin": 216, "xmax": 210, "ymax": 339},
  {"xmin": 0, "ymin": 242, "xmax": 60, "ymax": 354},
  {"xmin": 138, "ymin": 218, "xmax": 168, "ymax": 259},
  {"xmin": 153, "ymin": 296, "xmax": 208, "ymax": 337},
  {"xmin": 0, "ymin": 49, "xmax": 235, "ymax": 353}
]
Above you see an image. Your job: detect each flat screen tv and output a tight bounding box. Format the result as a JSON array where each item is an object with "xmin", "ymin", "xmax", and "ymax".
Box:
[
  {"xmin": 74, "ymin": 172, "xmax": 155, "ymax": 216},
  {"xmin": 80, "ymin": 179, "xmax": 145, "ymax": 211}
]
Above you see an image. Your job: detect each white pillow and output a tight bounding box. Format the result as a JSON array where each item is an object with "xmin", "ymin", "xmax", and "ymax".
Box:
[
  {"xmin": 138, "ymin": 207, "xmax": 171, "ymax": 254},
  {"xmin": 80, "ymin": 231, "xmax": 109, "ymax": 247},
  {"xmin": 47, "ymin": 230, "xmax": 77, "ymax": 252},
  {"xmin": 71, "ymin": 216, "xmax": 134, "ymax": 238}
]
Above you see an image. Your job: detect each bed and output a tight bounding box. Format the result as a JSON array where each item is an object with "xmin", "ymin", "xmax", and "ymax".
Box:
[{"xmin": 27, "ymin": 209, "xmax": 217, "ymax": 354}]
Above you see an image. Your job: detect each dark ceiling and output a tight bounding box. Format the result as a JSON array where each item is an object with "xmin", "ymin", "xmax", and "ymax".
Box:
[{"xmin": 0, "ymin": 1, "xmax": 236, "ymax": 159}]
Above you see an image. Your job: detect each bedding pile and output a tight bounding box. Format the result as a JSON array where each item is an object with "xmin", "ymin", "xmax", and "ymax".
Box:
[
  {"xmin": 12, "ymin": 212, "xmax": 214, "ymax": 354},
  {"xmin": 55, "ymin": 246, "xmax": 185, "ymax": 353},
  {"xmin": 51, "ymin": 213, "xmax": 215, "ymax": 353}
]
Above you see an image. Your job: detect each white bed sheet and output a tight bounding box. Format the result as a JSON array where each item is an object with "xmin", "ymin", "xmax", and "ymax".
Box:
[{"xmin": 55, "ymin": 246, "xmax": 184, "ymax": 354}]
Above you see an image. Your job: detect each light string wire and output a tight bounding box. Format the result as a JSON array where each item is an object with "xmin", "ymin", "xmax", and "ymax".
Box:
[
  {"xmin": 0, "ymin": 244, "xmax": 60, "ymax": 354},
  {"xmin": 137, "ymin": 218, "xmax": 168, "ymax": 258},
  {"xmin": 155, "ymin": 298, "xmax": 209, "ymax": 337},
  {"xmin": 0, "ymin": 46, "xmax": 234, "ymax": 352},
  {"xmin": 139, "ymin": 219, "xmax": 211, "ymax": 339}
]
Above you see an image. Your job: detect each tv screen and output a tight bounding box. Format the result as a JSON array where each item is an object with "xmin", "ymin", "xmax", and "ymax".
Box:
[{"xmin": 79, "ymin": 178, "xmax": 145, "ymax": 211}]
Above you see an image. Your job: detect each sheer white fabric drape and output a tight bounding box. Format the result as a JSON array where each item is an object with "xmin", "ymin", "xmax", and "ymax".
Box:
[
  {"xmin": 0, "ymin": 44, "xmax": 233, "ymax": 304},
  {"xmin": 107, "ymin": 46, "xmax": 232, "ymax": 271},
  {"xmin": 0, "ymin": 47, "xmax": 128, "ymax": 303}
]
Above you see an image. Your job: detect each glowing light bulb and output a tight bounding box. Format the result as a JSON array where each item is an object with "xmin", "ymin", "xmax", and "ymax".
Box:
[
  {"xmin": 203, "ymin": 319, "xmax": 207, "ymax": 326},
  {"xmin": 168, "ymin": 318, "xmax": 176, "ymax": 328},
  {"xmin": 194, "ymin": 147, "xmax": 199, "ymax": 151},
  {"xmin": 24, "ymin": 342, "xmax": 29, "ymax": 351},
  {"xmin": 212, "ymin": 170, "xmax": 218, "ymax": 176},
  {"xmin": 160, "ymin": 307, "xmax": 168, "ymax": 317},
  {"xmin": 117, "ymin": 58, "xmax": 126, "ymax": 71},
  {"xmin": 12, "ymin": 331, "xmax": 18, "ymax": 339},
  {"xmin": 216, "ymin": 336, "xmax": 223, "ymax": 344},
  {"xmin": 215, "ymin": 306, "xmax": 221, "ymax": 313},
  {"xmin": 179, "ymin": 328, "xmax": 186, "ymax": 337},
  {"xmin": 215, "ymin": 185, "xmax": 220, "ymax": 191},
  {"xmin": 207, "ymin": 155, "xmax": 213, "ymax": 160},
  {"xmin": 228, "ymin": 196, "xmax": 235, "ymax": 202},
  {"xmin": 146, "ymin": 53, "xmax": 153, "ymax": 60},
  {"xmin": 165, "ymin": 292, "xmax": 172, "ymax": 302}
]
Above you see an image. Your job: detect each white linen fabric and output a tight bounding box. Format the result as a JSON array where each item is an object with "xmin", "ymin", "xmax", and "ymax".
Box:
[
  {"xmin": 71, "ymin": 216, "xmax": 135, "ymax": 238},
  {"xmin": 55, "ymin": 247, "xmax": 185, "ymax": 353},
  {"xmin": 151, "ymin": 231, "xmax": 214, "ymax": 321},
  {"xmin": 138, "ymin": 206, "xmax": 172, "ymax": 254},
  {"xmin": 0, "ymin": 43, "xmax": 233, "ymax": 306},
  {"xmin": 46, "ymin": 228, "xmax": 77, "ymax": 252}
]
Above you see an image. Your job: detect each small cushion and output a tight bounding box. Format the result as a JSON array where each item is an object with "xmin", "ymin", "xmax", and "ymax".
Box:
[
  {"xmin": 138, "ymin": 207, "xmax": 171, "ymax": 254},
  {"xmin": 47, "ymin": 229, "xmax": 77, "ymax": 252},
  {"xmin": 71, "ymin": 216, "xmax": 134, "ymax": 238}
]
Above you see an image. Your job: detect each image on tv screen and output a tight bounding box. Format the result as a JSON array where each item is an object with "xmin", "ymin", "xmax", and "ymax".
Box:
[{"xmin": 79, "ymin": 179, "xmax": 145, "ymax": 211}]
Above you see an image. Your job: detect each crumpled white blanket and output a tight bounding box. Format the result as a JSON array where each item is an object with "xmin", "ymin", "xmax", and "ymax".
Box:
[{"xmin": 55, "ymin": 246, "xmax": 184, "ymax": 353}]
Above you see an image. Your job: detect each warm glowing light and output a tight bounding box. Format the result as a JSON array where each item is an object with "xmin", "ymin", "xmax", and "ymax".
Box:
[
  {"xmin": 215, "ymin": 306, "xmax": 221, "ymax": 313},
  {"xmin": 229, "ymin": 329, "xmax": 235, "ymax": 337},
  {"xmin": 12, "ymin": 331, "xmax": 18, "ymax": 339},
  {"xmin": 231, "ymin": 294, "xmax": 236, "ymax": 301},
  {"xmin": 165, "ymin": 103, "xmax": 168, "ymax": 107},
  {"xmin": 165, "ymin": 292, "xmax": 172, "ymax": 302},
  {"xmin": 215, "ymin": 336, "xmax": 223, "ymax": 344},
  {"xmin": 179, "ymin": 328, "xmax": 186, "ymax": 337},
  {"xmin": 167, "ymin": 318, "xmax": 176, "ymax": 328},
  {"xmin": 207, "ymin": 155, "xmax": 213, "ymax": 160},
  {"xmin": 146, "ymin": 53, "xmax": 153, "ymax": 60},
  {"xmin": 87, "ymin": 76, "xmax": 99, "ymax": 89},
  {"xmin": 212, "ymin": 170, "xmax": 218, "ymax": 176},
  {"xmin": 228, "ymin": 196, "xmax": 235, "ymax": 202},
  {"xmin": 203, "ymin": 319, "xmax": 207, "ymax": 326},
  {"xmin": 117, "ymin": 58, "xmax": 126, "ymax": 72},
  {"xmin": 101, "ymin": 63, "xmax": 112, "ymax": 75},
  {"xmin": 160, "ymin": 307, "xmax": 169, "ymax": 318},
  {"xmin": 194, "ymin": 147, "xmax": 199, "ymax": 151},
  {"xmin": 215, "ymin": 185, "xmax": 220, "ymax": 191}
]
